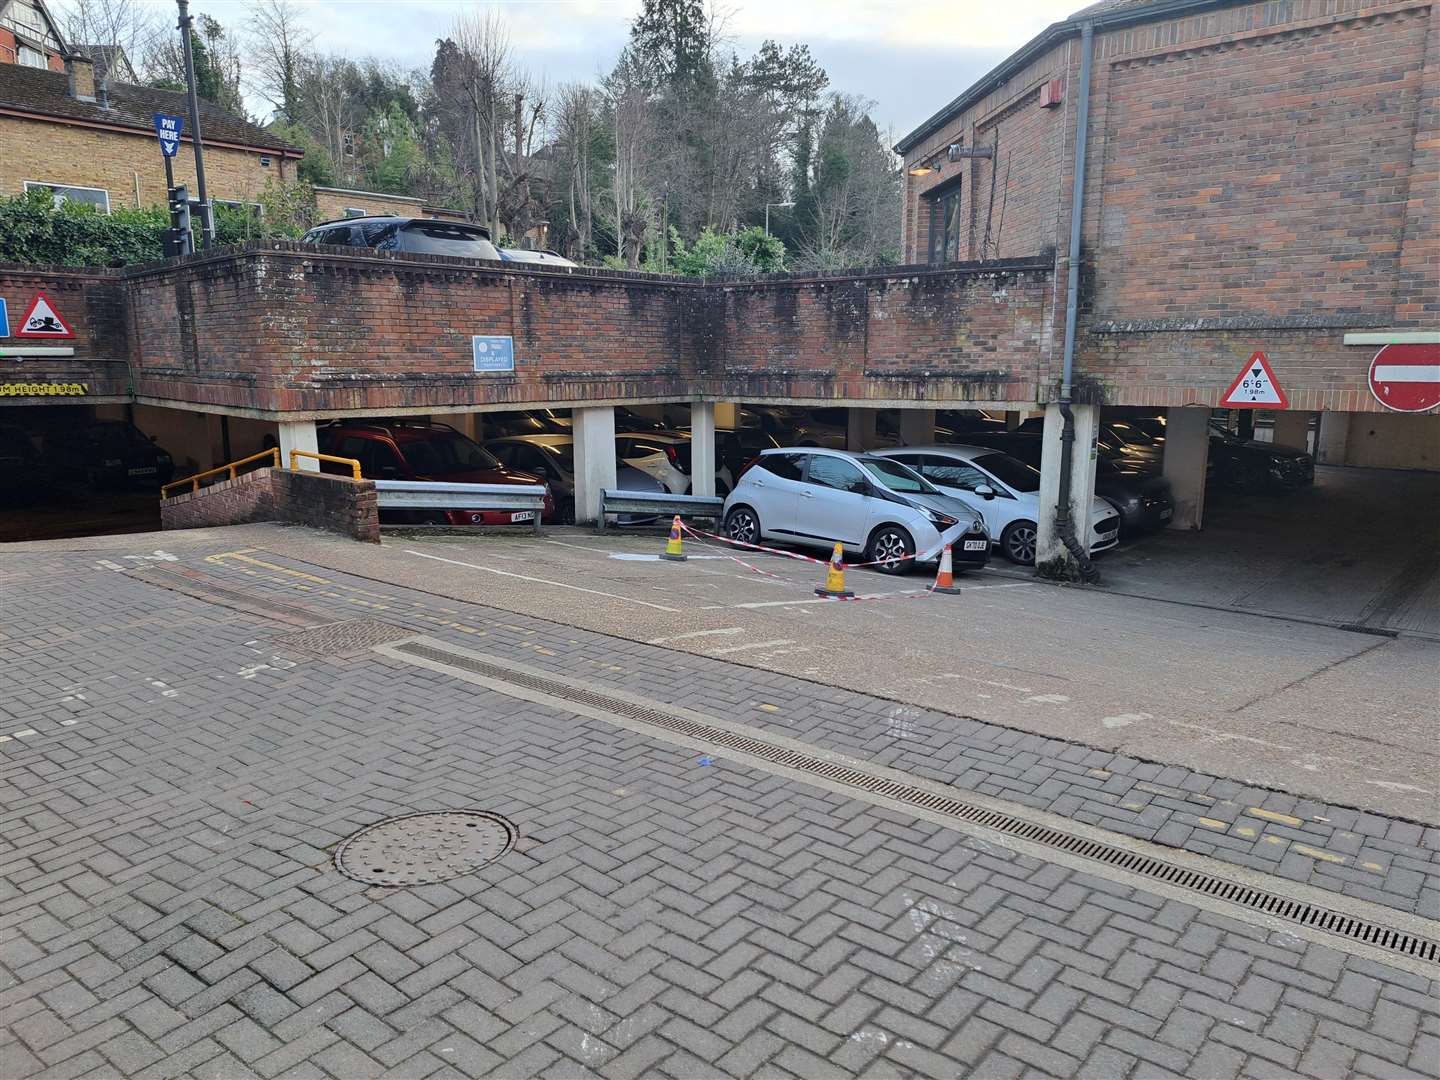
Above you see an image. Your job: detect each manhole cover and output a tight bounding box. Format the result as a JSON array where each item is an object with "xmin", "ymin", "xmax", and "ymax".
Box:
[
  {"xmin": 334, "ymin": 811, "xmax": 516, "ymax": 886},
  {"xmin": 269, "ymin": 619, "xmax": 413, "ymax": 657}
]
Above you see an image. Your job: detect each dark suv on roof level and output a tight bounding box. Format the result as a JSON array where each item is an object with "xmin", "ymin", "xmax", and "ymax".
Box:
[
  {"xmin": 301, "ymin": 217, "xmax": 501, "ymax": 262},
  {"xmin": 317, "ymin": 420, "xmax": 552, "ymax": 526}
]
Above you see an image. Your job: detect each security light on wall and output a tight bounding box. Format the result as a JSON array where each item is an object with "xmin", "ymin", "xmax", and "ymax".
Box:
[{"xmin": 907, "ymin": 163, "xmax": 936, "ymax": 177}]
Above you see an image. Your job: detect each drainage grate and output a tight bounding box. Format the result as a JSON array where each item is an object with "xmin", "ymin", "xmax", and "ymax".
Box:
[
  {"xmin": 334, "ymin": 810, "xmax": 516, "ymax": 886},
  {"xmin": 270, "ymin": 619, "xmax": 413, "ymax": 658},
  {"xmin": 391, "ymin": 640, "xmax": 1440, "ymax": 968}
]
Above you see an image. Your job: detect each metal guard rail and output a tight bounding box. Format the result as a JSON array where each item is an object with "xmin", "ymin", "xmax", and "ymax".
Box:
[
  {"xmin": 161, "ymin": 447, "xmax": 280, "ymax": 499},
  {"xmin": 290, "ymin": 450, "xmax": 362, "ymax": 479},
  {"xmin": 598, "ymin": 489, "xmax": 725, "ymax": 532},
  {"xmin": 374, "ymin": 479, "xmax": 548, "ymax": 534}
]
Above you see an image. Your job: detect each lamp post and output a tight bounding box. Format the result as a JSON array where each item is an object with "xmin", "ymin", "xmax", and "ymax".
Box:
[
  {"xmin": 764, "ymin": 201, "xmax": 794, "ymax": 237},
  {"xmin": 175, "ymin": 0, "xmax": 213, "ymax": 249}
]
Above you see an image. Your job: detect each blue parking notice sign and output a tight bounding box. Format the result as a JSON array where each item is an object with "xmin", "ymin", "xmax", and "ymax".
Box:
[
  {"xmin": 153, "ymin": 113, "xmax": 184, "ymax": 157},
  {"xmin": 472, "ymin": 335, "xmax": 515, "ymax": 372},
  {"xmin": 0, "ymin": 298, "xmax": 8, "ymax": 337}
]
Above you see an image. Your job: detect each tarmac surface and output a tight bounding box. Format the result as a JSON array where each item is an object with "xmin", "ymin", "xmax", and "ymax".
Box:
[{"xmin": 1, "ymin": 525, "xmax": 1437, "ymax": 1079}]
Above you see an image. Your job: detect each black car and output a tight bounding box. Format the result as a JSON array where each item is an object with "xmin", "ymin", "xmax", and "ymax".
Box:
[
  {"xmin": 1208, "ymin": 423, "xmax": 1315, "ymax": 489},
  {"xmin": 43, "ymin": 421, "xmax": 174, "ymax": 489},
  {"xmin": 301, "ymin": 216, "xmax": 501, "ymax": 262},
  {"xmin": 958, "ymin": 431, "xmax": 1176, "ymax": 535}
]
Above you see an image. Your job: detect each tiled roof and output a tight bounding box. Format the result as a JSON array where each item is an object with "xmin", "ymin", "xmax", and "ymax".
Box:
[
  {"xmin": 0, "ymin": 63, "xmax": 301, "ymax": 153},
  {"xmin": 1068, "ymin": 0, "xmax": 1162, "ymax": 18}
]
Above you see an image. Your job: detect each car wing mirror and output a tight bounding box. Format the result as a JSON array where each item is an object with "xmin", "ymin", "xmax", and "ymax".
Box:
[{"xmin": 974, "ymin": 484, "xmax": 996, "ymax": 500}]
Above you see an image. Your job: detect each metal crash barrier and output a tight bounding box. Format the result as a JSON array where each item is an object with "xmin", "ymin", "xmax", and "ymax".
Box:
[
  {"xmin": 374, "ymin": 480, "xmax": 548, "ymax": 534},
  {"xmin": 598, "ymin": 489, "xmax": 725, "ymax": 532}
]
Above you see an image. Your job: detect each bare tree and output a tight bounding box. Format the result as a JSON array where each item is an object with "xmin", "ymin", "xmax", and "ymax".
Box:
[
  {"xmin": 247, "ymin": 0, "xmax": 315, "ymax": 120},
  {"xmin": 56, "ymin": 0, "xmax": 163, "ymax": 78},
  {"xmin": 552, "ymin": 83, "xmax": 599, "ymax": 258},
  {"xmin": 605, "ymin": 48, "xmax": 654, "ymax": 267},
  {"xmin": 452, "ymin": 8, "xmax": 513, "ymax": 240}
]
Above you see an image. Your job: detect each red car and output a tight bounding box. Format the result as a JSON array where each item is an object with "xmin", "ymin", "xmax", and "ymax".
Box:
[{"xmin": 317, "ymin": 420, "xmax": 553, "ymax": 525}]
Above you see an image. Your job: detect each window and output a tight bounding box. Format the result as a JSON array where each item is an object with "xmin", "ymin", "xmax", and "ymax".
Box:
[
  {"xmin": 972, "ymin": 453, "xmax": 1041, "ymax": 493},
  {"xmin": 927, "ymin": 182, "xmax": 962, "ymax": 264},
  {"xmin": 920, "ymin": 458, "xmax": 991, "ymax": 491},
  {"xmin": 399, "ymin": 433, "xmax": 500, "ymax": 476},
  {"xmin": 24, "ymin": 181, "xmax": 109, "ymax": 213},
  {"xmin": 336, "ymin": 436, "xmax": 402, "ymax": 478},
  {"xmin": 755, "ymin": 452, "xmax": 805, "ymax": 481},
  {"xmin": 344, "ymin": 207, "xmax": 366, "ymax": 218},
  {"xmin": 805, "ymin": 456, "xmax": 868, "ymax": 494},
  {"xmin": 321, "ymin": 225, "xmax": 353, "ymax": 245},
  {"xmin": 857, "ymin": 456, "xmax": 937, "ymax": 494},
  {"xmin": 17, "ymin": 44, "xmax": 46, "ymax": 67},
  {"xmin": 342, "ymin": 132, "xmax": 356, "ymax": 157}
]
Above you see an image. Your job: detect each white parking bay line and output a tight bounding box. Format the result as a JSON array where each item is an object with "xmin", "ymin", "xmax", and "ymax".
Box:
[
  {"xmin": 405, "ymin": 550, "xmax": 683, "ymax": 613},
  {"xmin": 721, "ymin": 589, "xmax": 930, "ymax": 608},
  {"xmin": 648, "ymin": 627, "xmax": 745, "ymax": 645},
  {"xmin": 710, "ymin": 639, "xmax": 796, "ymax": 655}
]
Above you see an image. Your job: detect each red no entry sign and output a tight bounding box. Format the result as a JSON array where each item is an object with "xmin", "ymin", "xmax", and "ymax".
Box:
[{"xmin": 1368, "ymin": 343, "xmax": 1440, "ymax": 413}]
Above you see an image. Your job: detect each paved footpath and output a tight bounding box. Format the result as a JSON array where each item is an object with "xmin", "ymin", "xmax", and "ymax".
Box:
[{"xmin": 1, "ymin": 534, "xmax": 1437, "ymax": 1079}]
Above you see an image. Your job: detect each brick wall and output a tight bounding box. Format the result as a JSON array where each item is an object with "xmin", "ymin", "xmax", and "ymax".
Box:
[
  {"xmin": 160, "ymin": 466, "xmax": 379, "ymax": 542},
  {"xmin": 0, "ymin": 263, "xmax": 130, "ymax": 402},
  {"xmin": 313, "ymin": 189, "xmax": 427, "ymax": 221},
  {"xmin": 0, "ymin": 115, "xmax": 292, "ymax": 211}
]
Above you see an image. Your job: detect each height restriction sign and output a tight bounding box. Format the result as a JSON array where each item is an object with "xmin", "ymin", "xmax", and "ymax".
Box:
[{"xmin": 1220, "ymin": 351, "xmax": 1288, "ymax": 409}]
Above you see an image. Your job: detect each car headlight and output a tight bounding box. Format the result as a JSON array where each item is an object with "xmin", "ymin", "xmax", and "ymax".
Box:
[
  {"xmin": 917, "ymin": 506, "xmax": 958, "ymax": 527},
  {"xmin": 1269, "ymin": 455, "xmax": 1287, "ymax": 466}
]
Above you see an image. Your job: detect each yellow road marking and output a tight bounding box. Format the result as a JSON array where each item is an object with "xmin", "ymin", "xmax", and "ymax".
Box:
[
  {"xmin": 1246, "ymin": 807, "xmax": 1303, "ymax": 827},
  {"xmin": 1197, "ymin": 817, "xmax": 1228, "ymax": 830},
  {"xmin": 1293, "ymin": 844, "xmax": 1346, "ymax": 865},
  {"xmin": 207, "ymin": 551, "xmax": 330, "ymax": 584}
]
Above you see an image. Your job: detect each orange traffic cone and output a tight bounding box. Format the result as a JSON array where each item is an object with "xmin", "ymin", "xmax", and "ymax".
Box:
[
  {"xmin": 661, "ymin": 515, "xmax": 687, "ymax": 561},
  {"xmin": 814, "ymin": 542, "xmax": 854, "ymax": 598},
  {"xmin": 932, "ymin": 544, "xmax": 962, "ymax": 594}
]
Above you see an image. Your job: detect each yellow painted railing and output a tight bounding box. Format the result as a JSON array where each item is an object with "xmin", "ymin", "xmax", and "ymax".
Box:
[
  {"xmin": 161, "ymin": 448, "xmax": 280, "ymax": 499},
  {"xmin": 290, "ymin": 450, "xmax": 362, "ymax": 479}
]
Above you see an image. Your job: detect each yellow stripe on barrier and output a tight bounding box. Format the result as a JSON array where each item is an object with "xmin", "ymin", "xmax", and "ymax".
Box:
[
  {"xmin": 289, "ymin": 450, "xmax": 362, "ymax": 479},
  {"xmin": 161, "ymin": 448, "xmax": 280, "ymax": 499}
]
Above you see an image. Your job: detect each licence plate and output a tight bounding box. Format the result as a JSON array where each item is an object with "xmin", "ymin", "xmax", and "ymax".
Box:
[
  {"xmin": 510, "ymin": 511, "xmax": 535, "ymax": 523},
  {"xmin": 128, "ymin": 467, "xmax": 156, "ymax": 476},
  {"xmin": 1160, "ymin": 507, "xmax": 1173, "ymax": 519},
  {"xmin": 963, "ymin": 539, "xmax": 988, "ymax": 551}
]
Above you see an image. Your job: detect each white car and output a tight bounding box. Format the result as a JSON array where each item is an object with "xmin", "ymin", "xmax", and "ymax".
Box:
[
  {"xmin": 721, "ymin": 448, "xmax": 991, "ymax": 574},
  {"xmin": 874, "ymin": 445, "xmax": 1121, "ymax": 565},
  {"xmin": 615, "ymin": 432, "xmax": 734, "ymax": 495}
]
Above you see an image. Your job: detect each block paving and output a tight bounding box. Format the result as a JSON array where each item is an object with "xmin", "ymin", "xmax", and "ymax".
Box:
[{"xmin": 0, "ymin": 545, "xmax": 1437, "ymax": 1079}]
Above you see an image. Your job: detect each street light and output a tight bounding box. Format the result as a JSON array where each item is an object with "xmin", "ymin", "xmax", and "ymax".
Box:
[{"xmin": 764, "ymin": 201, "xmax": 794, "ymax": 236}]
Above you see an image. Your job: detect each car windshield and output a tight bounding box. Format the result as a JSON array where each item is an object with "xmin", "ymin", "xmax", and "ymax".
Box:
[
  {"xmin": 973, "ymin": 452, "xmax": 1041, "ymax": 493},
  {"xmin": 542, "ymin": 444, "xmax": 575, "ymax": 471},
  {"xmin": 400, "ymin": 433, "xmax": 501, "ymax": 475},
  {"xmin": 857, "ymin": 456, "xmax": 938, "ymax": 494}
]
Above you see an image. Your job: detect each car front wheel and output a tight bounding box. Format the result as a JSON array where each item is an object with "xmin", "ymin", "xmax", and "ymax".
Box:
[
  {"xmin": 867, "ymin": 525, "xmax": 915, "ymax": 575},
  {"xmin": 725, "ymin": 506, "xmax": 759, "ymax": 546},
  {"xmin": 1001, "ymin": 520, "xmax": 1038, "ymax": 565}
]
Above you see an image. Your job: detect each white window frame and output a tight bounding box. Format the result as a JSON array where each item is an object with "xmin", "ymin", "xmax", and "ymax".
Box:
[
  {"xmin": 24, "ymin": 181, "xmax": 110, "ymax": 214},
  {"xmin": 16, "ymin": 43, "xmax": 46, "ymax": 68}
]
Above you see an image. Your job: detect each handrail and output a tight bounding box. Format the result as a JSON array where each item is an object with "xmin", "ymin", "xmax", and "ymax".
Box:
[
  {"xmin": 290, "ymin": 450, "xmax": 362, "ymax": 479},
  {"xmin": 161, "ymin": 448, "xmax": 280, "ymax": 499}
]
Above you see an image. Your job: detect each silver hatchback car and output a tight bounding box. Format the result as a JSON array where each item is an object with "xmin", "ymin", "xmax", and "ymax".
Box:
[{"xmin": 721, "ymin": 448, "xmax": 990, "ymax": 574}]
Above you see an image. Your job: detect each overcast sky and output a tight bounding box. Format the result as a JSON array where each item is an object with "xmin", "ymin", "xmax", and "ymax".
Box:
[{"xmin": 101, "ymin": 0, "xmax": 1082, "ymax": 139}]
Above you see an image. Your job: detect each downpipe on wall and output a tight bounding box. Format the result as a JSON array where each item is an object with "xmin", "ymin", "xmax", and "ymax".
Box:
[{"xmin": 1051, "ymin": 21, "xmax": 1100, "ymax": 584}]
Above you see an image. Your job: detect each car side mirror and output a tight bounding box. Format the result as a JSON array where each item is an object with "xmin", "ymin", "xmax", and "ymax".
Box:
[{"xmin": 974, "ymin": 484, "xmax": 996, "ymax": 500}]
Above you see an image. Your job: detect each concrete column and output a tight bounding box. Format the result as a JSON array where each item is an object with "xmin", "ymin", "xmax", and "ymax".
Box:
[
  {"xmin": 899, "ymin": 408, "xmax": 936, "ymax": 445},
  {"xmin": 441, "ymin": 413, "xmax": 481, "ymax": 442},
  {"xmin": 689, "ymin": 401, "xmax": 716, "ymax": 497},
  {"xmin": 1005, "ymin": 410, "xmax": 1022, "ymax": 431},
  {"xmin": 1272, "ymin": 410, "xmax": 1311, "ymax": 452},
  {"xmin": 279, "ymin": 420, "xmax": 319, "ymax": 472},
  {"xmin": 1036, "ymin": 404, "xmax": 1101, "ymax": 573},
  {"xmin": 1316, "ymin": 411, "xmax": 1350, "ymax": 466},
  {"xmin": 572, "ymin": 406, "xmax": 617, "ymax": 525},
  {"xmin": 1162, "ymin": 406, "xmax": 1210, "ymax": 530},
  {"xmin": 714, "ymin": 402, "xmax": 739, "ymax": 430},
  {"xmin": 846, "ymin": 408, "xmax": 877, "ymax": 451}
]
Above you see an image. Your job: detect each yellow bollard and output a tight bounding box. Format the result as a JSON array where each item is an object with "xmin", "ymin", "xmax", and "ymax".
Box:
[
  {"xmin": 661, "ymin": 515, "xmax": 687, "ymax": 562},
  {"xmin": 814, "ymin": 541, "xmax": 854, "ymax": 598}
]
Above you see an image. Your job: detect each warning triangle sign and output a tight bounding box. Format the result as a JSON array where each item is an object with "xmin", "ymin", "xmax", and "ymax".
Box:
[
  {"xmin": 16, "ymin": 292, "xmax": 75, "ymax": 339},
  {"xmin": 1220, "ymin": 350, "xmax": 1288, "ymax": 409}
]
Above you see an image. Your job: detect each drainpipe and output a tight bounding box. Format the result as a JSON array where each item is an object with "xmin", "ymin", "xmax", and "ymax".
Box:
[{"xmin": 1055, "ymin": 20, "xmax": 1099, "ymax": 583}]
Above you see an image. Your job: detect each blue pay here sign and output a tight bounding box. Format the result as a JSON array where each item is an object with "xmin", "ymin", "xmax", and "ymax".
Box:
[
  {"xmin": 472, "ymin": 335, "xmax": 515, "ymax": 372},
  {"xmin": 153, "ymin": 113, "xmax": 184, "ymax": 157}
]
